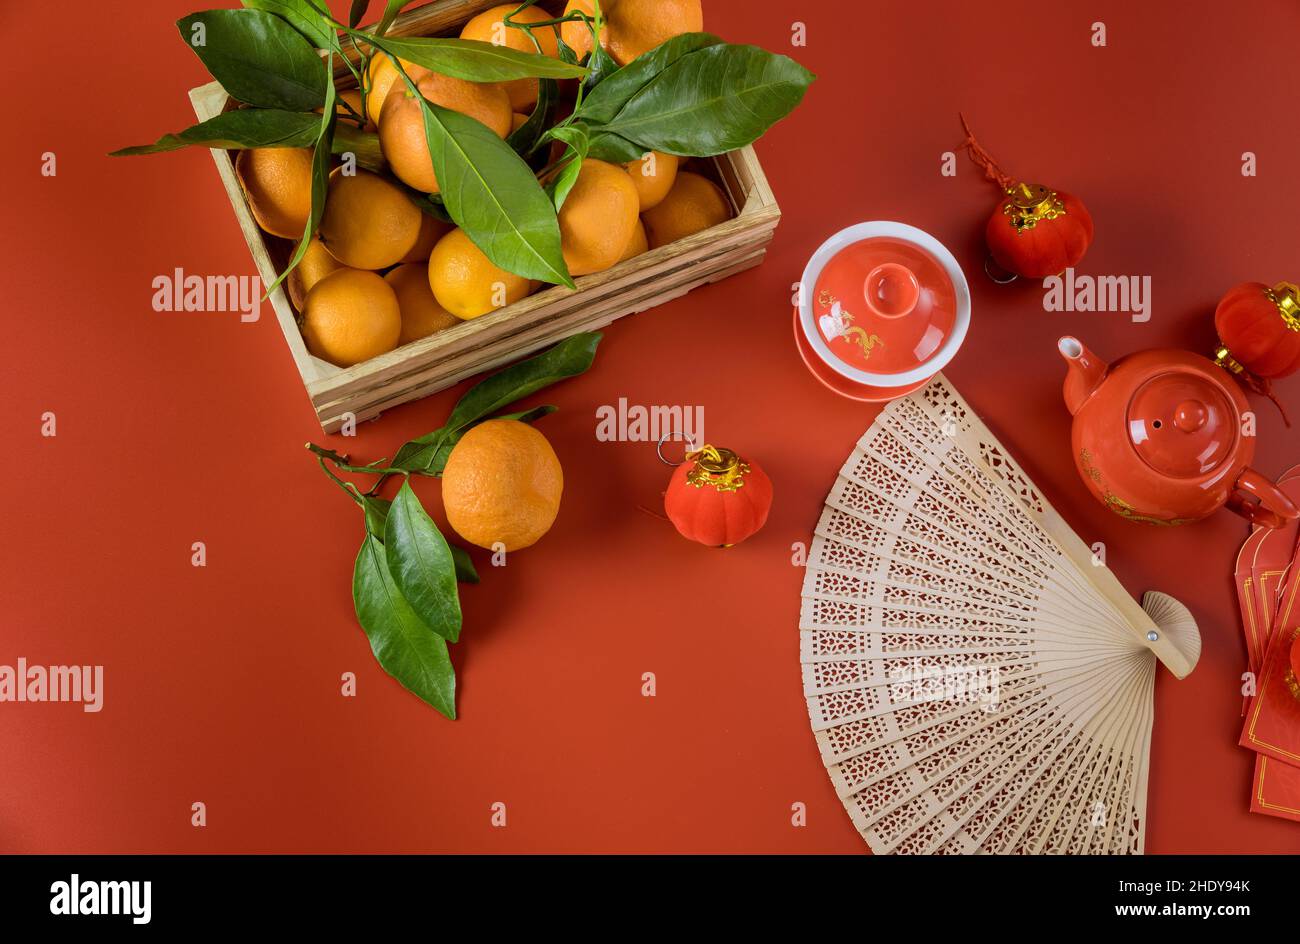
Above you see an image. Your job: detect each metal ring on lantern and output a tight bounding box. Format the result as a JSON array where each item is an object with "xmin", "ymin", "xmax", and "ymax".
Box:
[
  {"xmin": 984, "ymin": 254, "xmax": 1018, "ymax": 284},
  {"xmin": 656, "ymin": 431, "xmax": 699, "ymax": 467}
]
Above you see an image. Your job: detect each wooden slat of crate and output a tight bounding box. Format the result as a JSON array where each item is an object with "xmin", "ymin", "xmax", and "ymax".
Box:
[
  {"xmin": 311, "ymin": 203, "xmax": 779, "ymax": 404},
  {"xmin": 314, "ymin": 240, "xmax": 773, "ymax": 429},
  {"xmin": 189, "ymin": 0, "xmax": 781, "ymax": 432}
]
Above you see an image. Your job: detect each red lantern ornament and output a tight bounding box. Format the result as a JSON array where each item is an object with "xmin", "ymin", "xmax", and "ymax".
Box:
[
  {"xmin": 664, "ymin": 444, "xmax": 772, "ymax": 547},
  {"xmin": 1214, "ymin": 281, "xmax": 1300, "ymax": 425},
  {"xmin": 958, "ymin": 115, "xmax": 1094, "ymax": 281}
]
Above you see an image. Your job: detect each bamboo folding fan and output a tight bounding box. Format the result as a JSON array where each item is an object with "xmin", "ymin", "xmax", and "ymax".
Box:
[{"xmin": 799, "ymin": 375, "xmax": 1202, "ymax": 854}]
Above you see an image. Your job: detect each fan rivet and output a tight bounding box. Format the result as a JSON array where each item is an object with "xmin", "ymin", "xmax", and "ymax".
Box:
[{"xmin": 1146, "ymin": 631, "xmax": 1159, "ymax": 642}]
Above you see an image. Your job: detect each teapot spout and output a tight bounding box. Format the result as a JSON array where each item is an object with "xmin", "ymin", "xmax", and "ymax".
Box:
[{"xmin": 1058, "ymin": 336, "xmax": 1108, "ymax": 416}]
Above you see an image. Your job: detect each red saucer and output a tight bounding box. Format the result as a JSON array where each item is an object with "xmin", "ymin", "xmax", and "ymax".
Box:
[{"xmin": 792, "ymin": 308, "xmax": 931, "ymax": 402}]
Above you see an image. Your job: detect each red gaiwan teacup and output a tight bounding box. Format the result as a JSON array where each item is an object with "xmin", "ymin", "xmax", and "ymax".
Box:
[{"xmin": 794, "ymin": 222, "xmax": 971, "ymax": 401}]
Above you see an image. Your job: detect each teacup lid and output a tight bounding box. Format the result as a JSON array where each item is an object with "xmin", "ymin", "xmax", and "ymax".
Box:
[
  {"xmin": 800, "ymin": 222, "xmax": 970, "ymax": 386},
  {"xmin": 1127, "ymin": 371, "xmax": 1239, "ymax": 478}
]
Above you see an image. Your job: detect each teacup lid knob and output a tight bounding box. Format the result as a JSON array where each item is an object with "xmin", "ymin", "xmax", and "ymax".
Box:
[{"xmin": 863, "ymin": 263, "xmax": 920, "ymax": 319}]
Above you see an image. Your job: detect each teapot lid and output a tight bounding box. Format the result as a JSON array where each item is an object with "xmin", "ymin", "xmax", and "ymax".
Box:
[
  {"xmin": 1127, "ymin": 371, "xmax": 1239, "ymax": 478},
  {"xmin": 799, "ymin": 222, "xmax": 969, "ymax": 385}
]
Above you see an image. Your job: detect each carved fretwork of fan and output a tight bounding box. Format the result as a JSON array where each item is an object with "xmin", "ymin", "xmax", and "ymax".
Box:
[{"xmin": 799, "ymin": 375, "xmax": 1201, "ymax": 854}]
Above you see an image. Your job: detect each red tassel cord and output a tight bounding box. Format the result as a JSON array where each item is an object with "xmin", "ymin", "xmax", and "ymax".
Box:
[{"xmin": 958, "ymin": 113, "xmax": 1015, "ymax": 192}]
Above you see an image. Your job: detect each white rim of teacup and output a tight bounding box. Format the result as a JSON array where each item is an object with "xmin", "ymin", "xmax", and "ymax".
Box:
[{"xmin": 798, "ymin": 221, "xmax": 971, "ymax": 387}]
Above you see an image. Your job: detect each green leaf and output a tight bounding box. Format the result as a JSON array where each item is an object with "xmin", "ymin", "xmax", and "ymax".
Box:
[
  {"xmin": 580, "ymin": 41, "xmax": 620, "ymax": 94},
  {"xmin": 443, "ymin": 332, "xmax": 599, "ymax": 434},
  {"xmin": 109, "ymin": 109, "xmax": 321, "ymax": 156},
  {"xmin": 362, "ymin": 496, "xmax": 391, "ymax": 539},
  {"xmin": 583, "ymin": 129, "xmax": 645, "ymax": 163},
  {"xmin": 576, "ymin": 32, "xmax": 722, "ymax": 125},
  {"xmin": 544, "ymin": 124, "xmax": 589, "ymax": 210},
  {"xmin": 595, "ymin": 43, "xmax": 814, "ymax": 156},
  {"xmin": 507, "ymin": 76, "xmax": 557, "ymax": 161},
  {"xmin": 392, "ymin": 404, "xmax": 557, "ymax": 475},
  {"xmin": 385, "ymin": 481, "xmax": 462, "ymax": 643},
  {"xmin": 347, "ymin": 0, "xmax": 367, "ymax": 28},
  {"xmin": 177, "ymin": 10, "xmax": 328, "ymax": 111},
  {"xmin": 242, "ymin": 0, "xmax": 337, "ymax": 49},
  {"xmin": 359, "ymin": 491, "xmax": 475, "ymax": 584},
  {"xmin": 374, "ymin": 0, "xmax": 408, "ymax": 37},
  {"xmin": 366, "ymin": 34, "xmax": 586, "ymax": 82},
  {"xmin": 353, "ymin": 534, "xmax": 456, "ymax": 718},
  {"xmin": 411, "ymin": 88, "xmax": 572, "ymax": 286},
  {"xmin": 450, "ymin": 544, "xmax": 479, "ymax": 584}
]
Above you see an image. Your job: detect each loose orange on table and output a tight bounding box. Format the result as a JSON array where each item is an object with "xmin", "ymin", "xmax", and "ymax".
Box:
[{"xmin": 441, "ymin": 419, "xmax": 564, "ymax": 552}]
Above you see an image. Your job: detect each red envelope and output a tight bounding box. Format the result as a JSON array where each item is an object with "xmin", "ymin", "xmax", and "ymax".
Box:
[
  {"xmin": 1253, "ymin": 472, "xmax": 1300, "ymax": 643},
  {"xmin": 1236, "ymin": 527, "xmax": 1272, "ymax": 679},
  {"xmin": 1252, "ymin": 755, "xmax": 1300, "ymax": 823},
  {"xmin": 1239, "ymin": 573, "xmax": 1300, "ymax": 766},
  {"xmin": 1239, "ymin": 465, "xmax": 1300, "ymax": 822}
]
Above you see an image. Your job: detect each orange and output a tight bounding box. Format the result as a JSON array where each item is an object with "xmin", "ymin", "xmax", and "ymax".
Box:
[
  {"xmin": 301, "ymin": 269, "xmax": 401, "ymax": 367},
  {"xmin": 235, "ymin": 147, "xmax": 313, "ymax": 239},
  {"xmin": 618, "ymin": 219, "xmax": 648, "ymax": 262},
  {"xmin": 384, "ymin": 263, "xmax": 459, "ymax": 345},
  {"xmin": 318, "ymin": 168, "xmax": 423, "ymax": 270},
  {"xmin": 624, "ymin": 151, "xmax": 679, "ymax": 211},
  {"xmin": 365, "ymin": 53, "xmax": 428, "ymax": 126},
  {"xmin": 557, "ymin": 159, "xmax": 639, "ymax": 276},
  {"xmin": 641, "ymin": 171, "xmax": 731, "ymax": 249},
  {"xmin": 288, "ymin": 236, "xmax": 348, "ymax": 310},
  {"xmin": 460, "ymin": 4, "xmax": 561, "ymax": 111},
  {"xmin": 379, "ymin": 72, "xmax": 512, "ymax": 193},
  {"xmin": 428, "ymin": 228, "xmax": 533, "ymax": 320},
  {"xmin": 441, "ymin": 419, "xmax": 563, "ymax": 551},
  {"xmin": 401, "ymin": 212, "xmax": 454, "ymax": 264},
  {"xmin": 510, "ymin": 111, "xmax": 529, "ymax": 134},
  {"xmin": 561, "ymin": 0, "xmax": 702, "ymax": 66}
]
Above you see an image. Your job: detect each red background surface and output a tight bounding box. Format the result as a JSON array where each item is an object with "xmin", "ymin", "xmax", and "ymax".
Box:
[{"xmin": 3, "ymin": 0, "xmax": 1299, "ymax": 853}]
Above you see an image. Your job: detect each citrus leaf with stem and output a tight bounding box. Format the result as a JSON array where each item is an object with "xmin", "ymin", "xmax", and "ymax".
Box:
[
  {"xmin": 507, "ymin": 77, "xmax": 558, "ymax": 163},
  {"xmin": 399, "ymin": 67, "xmax": 572, "ymax": 286},
  {"xmin": 361, "ymin": 495, "xmax": 477, "ymax": 583},
  {"xmin": 242, "ymin": 0, "xmax": 338, "ymax": 50},
  {"xmin": 362, "ymin": 32, "xmax": 586, "ymax": 82},
  {"xmin": 391, "ymin": 404, "xmax": 557, "ymax": 475},
  {"xmin": 574, "ymin": 32, "xmax": 722, "ymax": 125},
  {"xmin": 441, "ymin": 332, "xmax": 600, "ymax": 439},
  {"xmin": 177, "ymin": 9, "xmax": 328, "ymax": 110},
  {"xmin": 384, "ymin": 481, "xmax": 462, "ymax": 643},
  {"xmin": 594, "ymin": 43, "xmax": 815, "ymax": 157},
  {"xmin": 110, "ymin": 109, "xmax": 321, "ymax": 155},
  {"xmin": 544, "ymin": 124, "xmax": 588, "ymax": 210},
  {"xmin": 264, "ymin": 60, "xmax": 336, "ymax": 298},
  {"xmin": 352, "ymin": 534, "xmax": 456, "ymax": 718}
]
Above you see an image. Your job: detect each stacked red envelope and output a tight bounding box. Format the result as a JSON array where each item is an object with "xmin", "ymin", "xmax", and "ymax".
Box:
[{"xmin": 1235, "ymin": 465, "xmax": 1300, "ymax": 822}]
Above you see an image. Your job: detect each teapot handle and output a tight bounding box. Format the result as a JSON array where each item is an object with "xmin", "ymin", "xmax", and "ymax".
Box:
[{"xmin": 1227, "ymin": 468, "xmax": 1299, "ymax": 530}]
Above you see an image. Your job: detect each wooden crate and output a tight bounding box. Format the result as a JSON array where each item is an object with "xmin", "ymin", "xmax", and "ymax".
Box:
[{"xmin": 189, "ymin": 0, "xmax": 780, "ymax": 432}]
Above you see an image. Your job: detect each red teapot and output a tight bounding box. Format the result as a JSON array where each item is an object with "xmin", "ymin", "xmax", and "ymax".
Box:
[{"xmin": 1057, "ymin": 336, "xmax": 1299, "ymax": 528}]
